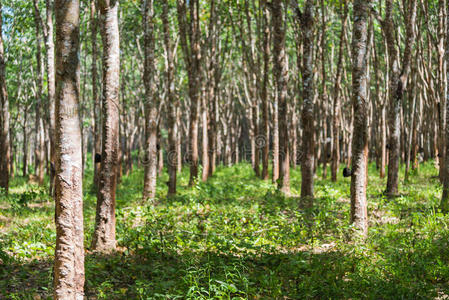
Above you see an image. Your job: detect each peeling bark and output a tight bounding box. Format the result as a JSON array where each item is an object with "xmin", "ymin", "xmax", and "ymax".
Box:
[
  {"xmin": 54, "ymin": 0, "xmax": 84, "ymax": 297},
  {"xmin": 350, "ymin": 0, "xmax": 371, "ymax": 235},
  {"xmin": 92, "ymin": 0, "xmax": 120, "ymax": 252}
]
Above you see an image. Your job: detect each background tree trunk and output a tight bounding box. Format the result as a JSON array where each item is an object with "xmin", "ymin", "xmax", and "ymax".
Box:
[
  {"xmin": 91, "ymin": 0, "xmax": 101, "ymax": 189},
  {"xmin": 142, "ymin": 0, "xmax": 158, "ymax": 200},
  {"xmin": 300, "ymin": 0, "xmax": 315, "ymax": 201},
  {"xmin": 0, "ymin": 3, "xmax": 10, "ymax": 194},
  {"xmin": 92, "ymin": 0, "xmax": 120, "ymax": 252},
  {"xmin": 165, "ymin": 1, "xmax": 178, "ymax": 196},
  {"xmin": 273, "ymin": 0, "xmax": 290, "ymax": 194}
]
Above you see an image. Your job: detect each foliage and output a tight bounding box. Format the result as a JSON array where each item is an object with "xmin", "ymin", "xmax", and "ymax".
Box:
[{"xmin": 1, "ymin": 162, "xmax": 449, "ymax": 298}]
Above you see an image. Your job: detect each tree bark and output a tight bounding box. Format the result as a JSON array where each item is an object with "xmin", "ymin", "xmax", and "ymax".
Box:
[
  {"xmin": 91, "ymin": 0, "xmax": 101, "ymax": 189},
  {"xmin": 0, "ymin": 3, "xmax": 9, "ymax": 194},
  {"xmin": 177, "ymin": 0, "xmax": 201, "ymax": 186},
  {"xmin": 33, "ymin": 0, "xmax": 46, "ymax": 186},
  {"xmin": 142, "ymin": 0, "xmax": 158, "ymax": 200},
  {"xmin": 164, "ymin": 1, "xmax": 178, "ymax": 196},
  {"xmin": 299, "ymin": 0, "xmax": 315, "ymax": 201},
  {"xmin": 385, "ymin": 0, "xmax": 417, "ymax": 196},
  {"xmin": 331, "ymin": 0, "xmax": 348, "ymax": 182},
  {"xmin": 92, "ymin": 0, "xmax": 120, "ymax": 252},
  {"xmin": 272, "ymin": 0, "xmax": 290, "ymax": 194},
  {"xmin": 441, "ymin": 2, "xmax": 449, "ymax": 212},
  {"xmin": 44, "ymin": 0, "xmax": 56, "ymax": 195},
  {"xmin": 54, "ymin": 0, "xmax": 84, "ymax": 297},
  {"xmin": 261, "ymin": 3, "xmax": 270, "ymax": 180},
  {"xmin": 350, "ymin": 0, "xmax": 371, "ymax": 235}
]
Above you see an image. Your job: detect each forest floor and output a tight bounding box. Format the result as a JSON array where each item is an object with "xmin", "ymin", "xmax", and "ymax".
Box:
[{"xmin": 1, "ymin": 161, "xmax": 449, "ymax": 299}]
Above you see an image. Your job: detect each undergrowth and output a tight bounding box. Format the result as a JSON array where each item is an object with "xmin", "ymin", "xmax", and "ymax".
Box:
[{"xmin": 1, "ymin": 161, "xmax": 448, "ymax": 299}]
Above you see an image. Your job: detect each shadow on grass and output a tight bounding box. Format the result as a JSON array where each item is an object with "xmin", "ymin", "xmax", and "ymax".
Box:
[{"xmin": 2, "ymin": 237, "xmax": 448, "ymax": 299}]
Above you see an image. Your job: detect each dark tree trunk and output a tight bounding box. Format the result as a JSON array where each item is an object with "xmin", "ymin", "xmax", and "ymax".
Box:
[
  {"xmin": 300, "ymin": 0, "xmax": 315, "ymax": 201},
  {"xmin": 0, "ymin": 3, "xmax": 9, "ymax": 194}
]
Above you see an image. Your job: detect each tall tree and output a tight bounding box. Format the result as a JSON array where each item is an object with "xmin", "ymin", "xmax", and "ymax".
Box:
[
  {"xmin": 45, "ymin": 0, "xmax": 56, "ymax": 195},
  {"xmin": 299, "ymin": 0, "xmax": 315, "ymax": 201},
  {"xmin": 91, "ymin": 0, "xmax": 101, "ymax": 188},
  {"xmin": 331, "ymin": 0, "xmax": 348, "ymax": 182},
  {"xmin": 273, "ymin": 0, "xmax": 290, "ymax": 194},
  {"xmin": 349, "ymin": 0, "xmax": 371, "ymax": 235},
  {"xmin": 142, "ymin": 0, "xmax": 158, "ymax": 200},
  {"xmin": 54, "ymin": 0, "xmax": 84, "ymax": 297},
  {"xmin": 0, "ymin": 3, "xmax": 9, "ymax": 194},
  {"xmin": 92, "ymin": 0, "xmax": 120, "ymax": 252},
  {"xmin": 261, "ymin": 1, "xmax": 271, "ymax": 181},
  {"xmin": 163, "ymin": 0, "xmax": 178, "ymax": 196},
  {"xmin": 385, "ymin": 0, "xmax": 417, "ymax": 196},
  {"xmin": 177, "ymin": 0, "xmax": 202, "ymax": 186},
  {"xmin": 33, "ymin": 0, "xmax": 46, "ymax": 186},
  {"xmin": 441, "ymin": 3, "xmax": 449, "ymax": 212}
]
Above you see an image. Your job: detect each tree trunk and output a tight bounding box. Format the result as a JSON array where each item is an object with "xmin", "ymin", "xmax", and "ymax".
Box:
[
  {"xmin": 22, "ymin": 108, "xmax": 28, "ymax": 178},
  {"xmin": 0, "ymin": 3, "xmax": 9, "ymax": 194},
  {"xmin": 300, "ymin": 0, "xmax": 315, "ymax": 201},
  {"xmin": 331, "ymin": 0, "xmax": 348, "ymax": 182},
  {"xmin": 385, "ymin": 0, "xmax": 417, "ymax": 196},
  {"xmin": 44, "ymin": 0, "xmax": 56, "ymax": 195},
  {"xmin": 350, "ymin": 0, "xmax": 371, "ymax": 235},
  {"xmin": 54, "ymin": 0, "xmax": 85, "ymax": 297},
  {"xmin": 177, "ymin": 0, "xmax": 201, "ymax": 186},
  {"xmin": 164, "ymin": 1, "xmax": 178, "ymax": 196},
  {"xmin": 440, "ymin": 3, "xmax": 449, "ymax": 212},
  {"xmin": 33, "ymin": 0, "xmax": 46, "ymax": 186},
  {"xmin": 261, "ymin": 4, "xmax": 270, "ymax": 180},
  {"xmin": 142, "ymin": 0, "xmax": 158, "ymax": 201},
  {"xmin": 272, "ymin": 0, "xmax": 290, "ymax": 194},
  {"xmin": 91, "ymin": 0, "xmax": 101, "ymax": 189},
  {"xmin": 92, "ymin": 0, "xmax": 120, "ymax": 252}
]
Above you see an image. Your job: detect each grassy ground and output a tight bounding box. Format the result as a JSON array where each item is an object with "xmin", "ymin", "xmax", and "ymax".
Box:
[{"xmin": 1, "ymin": 161, "xmax": 449, "ymax": 299}]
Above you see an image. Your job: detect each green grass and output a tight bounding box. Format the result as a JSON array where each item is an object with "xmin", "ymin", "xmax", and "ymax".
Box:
[{"xmin": 1, "ymin": 161, "xmax": 449, "ymax": 299}]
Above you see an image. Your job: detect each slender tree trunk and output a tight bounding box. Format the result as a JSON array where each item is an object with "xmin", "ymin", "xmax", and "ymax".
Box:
[
  {"xmin": 299, "ymin": 0, "xmax": 315, "ymax": 201},
  {"xmin": 54, "ymin": 0, "xmax": 84, "ymax": 297},
  {"xmin": 331, "ymin": 0, "xmax": 347, "ymax": 182},
  {"xmin": 350, "ymin": 0, "xmax": 371, "ymax": 235},
  {"xmin": 273, "ymin": 0, "xmax": 290, "ymax": 194},
  {"xmin": 177, "ymin": 0, "xmax": 201, "ymax": 186},
  {"xmin": 261, "ymin": 3, "xmax": 270, "ymax": 180},
  {"xmin": 272, "ymin": 89, "xmax": 279, "ymax": 183},
  {"xmin": 22, "ymin": 108, "xmax": 28, "ymax": 178},
  {"xmin": 0, "ymin": 3, "xmax": 9, "ymax": 194},
  {"xmin": 92, "ymin": 0, "xmax": 120, "ymax": 252},
  {"xmin": 44, "ymin": 0, "xmax": 56, "ymax": 195},
  {"xmin": 164, "ymin": 1, "xmax": 178, "ymax": 196},
  {"xmin": 33, "ymin": 0, "xmax": 46, "ymax": 186},
  {"xmin": 385, "ymin": 0, "xmax": 417, "ymax": 196},
  {"xmin": 440, "ymin": 3, "xmax": 449, "ymax": 211},
  {"xmin": 201, "ymin": 95, "xmax": 209, "ymax": 181},
  {"xmin": 91, "ymin": 0, "xmax": 101, "ymax": 189},
  {"xmin": 142, "ymin": 0, "xmax": 158, "ymax": 200}
]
